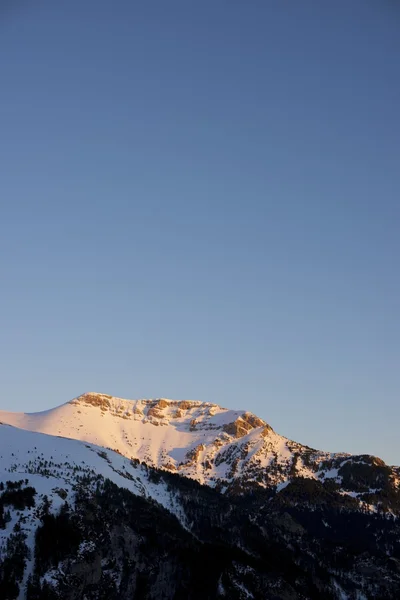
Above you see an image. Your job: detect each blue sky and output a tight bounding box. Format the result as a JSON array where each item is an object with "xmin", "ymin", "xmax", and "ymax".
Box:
[{"xmin": 1, "ymin": 1, "xmax": 399, "ymax": 463}]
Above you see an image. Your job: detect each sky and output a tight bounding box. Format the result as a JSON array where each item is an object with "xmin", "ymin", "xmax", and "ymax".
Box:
[{"xmin": 0, "ymin": 1, "xmax": 399, "ymax": 464}]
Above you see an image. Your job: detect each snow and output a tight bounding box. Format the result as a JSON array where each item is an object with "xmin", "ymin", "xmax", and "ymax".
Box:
[
  {"xmin": 0, "ymin": 392, "xmax": 395, "ymax": 503},
  {"xmin": 276, "ymin": 481, "xmax": 290, "ymax": 492},
  {"xmin": 332, "ymin": 578, "xmax": 349, "ymax": 600},
  {"xmin": 217, "ymin": 577, "xmax": 226, "ymax": 596},
  {"xmin": 322, "ymin": 520, "xmax": 330, "ymax": 528},
  {"xmin": 0, "ymin": 416, "xmax": 207, "ymax": 598},
  {"xmin": 0, "ymin": 392, "xmax": 396, "ymax": 600},
  {"xmin": 0, "ymin": 423, "xmax": 185, "ymax": 523},
  {"xmin": 233, "ymin": 581, "xmax": 254, "ymax": 598},
  {"xmin": 1, "ymin": 393, "xmax": 291, "ymax": 488},
  {"xmin": 320, "ymin": 468, "xmax": 340, "ymax": 480}
]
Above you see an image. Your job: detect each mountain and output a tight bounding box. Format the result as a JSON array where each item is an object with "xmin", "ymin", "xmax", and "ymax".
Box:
[
  {"xmin": 1, "ymin": 393, "xmax": 400, "ymax": 599},
  {"xmin": 1, "ymin": 392, "xmax": 399, "ymax": 504}
]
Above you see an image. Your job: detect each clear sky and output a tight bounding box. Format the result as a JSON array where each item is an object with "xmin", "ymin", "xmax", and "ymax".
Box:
[{"xmin": 1, "ymin": 1, "xmax": 399, "ymax": 464}]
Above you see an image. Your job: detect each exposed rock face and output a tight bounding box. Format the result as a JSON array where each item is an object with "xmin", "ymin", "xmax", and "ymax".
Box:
[
  {"xmin": 75, "ymin": 393, "xmax": 112, "ymax": 410},
  {"xmin": 261, "ymin": 424, "xmax": 274, "ymax": 437},
  {"xmin": 223, "ymin": 412, "xmax": 266, "ymax": 438},
  {"xmin": 146, "ymin": 407, "xmax": 163, "ymax": 419},
  {"xmin": 184, "ymin": 444, "xmax": 205, "ymax": 465},
  {"xmin": 156, "ymin": 399, "xmax": 170, "ymax": 409},
  {"xmin": 242, "ymin": 411, "xmax": 266, "ymax": 429},
  {"xmin": 179, "ymin": 400, "xmax": 193, "ymax": 410}
]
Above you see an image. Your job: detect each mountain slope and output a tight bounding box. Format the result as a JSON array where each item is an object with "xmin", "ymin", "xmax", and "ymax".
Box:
[
  {"xmin": 1, "ymin": 392, "xmax": 399, "ymax": 507},
  {"xmin": 2, "ymin": 422, "xmax": 400, "ymax": 600},
  {"xmin": 0, "ymin": 423, "xmax": 186, "ymax": 599}
]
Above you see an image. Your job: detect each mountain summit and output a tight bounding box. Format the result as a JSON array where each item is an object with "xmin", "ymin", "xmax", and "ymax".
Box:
[
  {"xmin": 1, "ymin": 392, "xmax": 400, "ymax": 599},
  {"xmin": 1, "ymin": 392, "xmax": 399, "ymax": 502}
]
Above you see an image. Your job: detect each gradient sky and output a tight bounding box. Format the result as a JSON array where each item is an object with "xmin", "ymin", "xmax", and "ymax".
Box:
[{"xmin": 1, "ymin": 1, "xmax": 399, "ymax": 464}]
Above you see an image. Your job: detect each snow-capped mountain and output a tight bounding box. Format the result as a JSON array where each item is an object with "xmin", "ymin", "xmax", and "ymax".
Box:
[
  {"xmin": 1, "ymin": 395, "xmax": 400, "ymax": 599},
  {"xmin": 1, "ymin": 392, "xmax": 399, "ymax": 503}
]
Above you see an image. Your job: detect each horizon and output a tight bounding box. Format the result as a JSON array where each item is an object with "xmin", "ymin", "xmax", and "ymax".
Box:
[{"xmin": 1, "ymin": 1, "xmax": 399, "ymax": 465}]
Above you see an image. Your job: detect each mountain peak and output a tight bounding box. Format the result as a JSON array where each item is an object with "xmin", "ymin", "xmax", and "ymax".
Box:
[
  {"xmin": 1, "ymin": 393, "xmax": 398, "ymax": 501},
  {"xmin": 0, "ymin": 393, "xmax": 280, "ymax": 489},
  {"xmin": 1, "ymin": 396, "xmax": 400, "ymax": 600}
]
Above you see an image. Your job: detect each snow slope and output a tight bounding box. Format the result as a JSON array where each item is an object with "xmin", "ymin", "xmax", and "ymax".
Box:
[{"xmin": 0, "ymin": 421, "xmax": 190, "ymax": 598}]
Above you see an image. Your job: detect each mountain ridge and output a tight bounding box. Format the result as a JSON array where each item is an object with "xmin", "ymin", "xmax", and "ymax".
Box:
[
  {"xmin": 1, "ymin": 392, "xmax": 398, "ymax": 506},
  {"xmin": 1, "ymin": 394, "xmax": 400, "ymax": 599}
]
